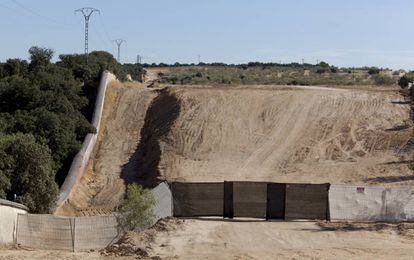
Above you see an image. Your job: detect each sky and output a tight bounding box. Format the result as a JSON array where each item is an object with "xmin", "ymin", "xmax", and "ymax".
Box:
[{"xmin": 1, "ymin": 0, "xmax": 414, "ymax": 69}]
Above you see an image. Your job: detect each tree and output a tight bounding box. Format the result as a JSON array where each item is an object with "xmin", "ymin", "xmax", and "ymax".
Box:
[
  {"xmin": 28, "ymin": 46, "xmax": 54, "ymax": 71},
  {"xmin": 0, "ymin": 133, "xmax": 58, "ymax": 213},
  {"xmin": 117, "ymin": 184, "xmax": 155, "ymax": 231},
  {"xmin": 398, "ymin": 72, "xmax": 414, "ymax": 88},
  {"xmin": 3, "ymin": 59, "xmax": 28, "ymax": 77}
]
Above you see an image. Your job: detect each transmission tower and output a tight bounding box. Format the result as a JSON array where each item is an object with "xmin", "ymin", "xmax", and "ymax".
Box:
[
  {"xmin": 113, "ymin": 39, "xmax": 126, "ymax": 63},
  {"xmin": 137, "ymin": 55, "xmax": 143, "ymax": 64},
  {"xmin": 75, "ymin": 7, "xmax": 100, "ymax": 62}
]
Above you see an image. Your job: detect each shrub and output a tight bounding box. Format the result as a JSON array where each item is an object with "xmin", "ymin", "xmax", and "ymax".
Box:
[
  {"xmin": 373, "ymin": 74, "xmax": 394, "ymax": 85},
  {"xmin": 398, "ymin": 72, "xmax": 414, "ymax": 88},
  {"xmin": 368, "ymin": 67, "xmax": 380, "ymax": 75},
  {"xmin": 117, "ymin": 184, "xmax": 155, "ymax": 231}
]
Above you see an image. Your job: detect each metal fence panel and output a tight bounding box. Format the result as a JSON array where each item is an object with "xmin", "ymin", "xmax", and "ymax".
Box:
[
  {"xmin": 329, "ymin": 185, "xmax": 414, "ymax": 221},
  {"xmin": 329, "ymin": 185, "xmax": 387, "ymax": 221},
  {"xmin": 74, "ymin": 215, "xmax": 119, "ymax": 251},
  {"xmin": 16, "ymin": 214, "xmax": 73, "ymax": 251},
  {"xmin": 172, "ymin": 182, "xmax": 224, "ymax": 217},
  {"xmin": 385, "ymin": 187, "xmax": 414, "ymax": 221},
  {"xmin": 223, "ymin": 181, "xmax": 234, "ymax": 218},
  {"xmin": 151, "ymin": 182, "xmax": 173, "ymax": 221},
  {"xmin": 233, "ymin": 182, "xmax": 267, "ymax": 218},
  {"xmin": 285, "ymin": 183, "xmax": 329, "ymax": 220},
  {"xmin": 266, "ymin": 183, "xmax": 286, "ymax": 219}
]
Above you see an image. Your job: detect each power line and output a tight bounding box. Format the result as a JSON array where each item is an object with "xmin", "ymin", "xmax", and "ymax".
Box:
[
  {"xmin": 75, "ymin": 7, "xmax": 100, "ymax": 62},
  {"xmin": 113, "ymin": 39, "xmax": 126, "ymax": 63},
  {"xmin": 98, "ymin": 14, "xmax": 112, "ymax": 42},
  {"xmin": 90, "ymin": 22, "xmax": 112, "ymax": 50},
  {"xmin": 10, "ymin": 0, "xmax": 72, "ymax": 26}
]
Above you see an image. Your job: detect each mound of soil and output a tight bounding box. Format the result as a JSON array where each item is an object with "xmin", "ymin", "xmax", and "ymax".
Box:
[{"xmin": 100, "ymin": 218, "xmax": 183, "ymax": 258}]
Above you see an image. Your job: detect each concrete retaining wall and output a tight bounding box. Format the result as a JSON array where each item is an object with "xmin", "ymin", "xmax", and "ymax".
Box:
[
  {"xmin": 0, "ymin": 199, "xmax": 28, "ymax": 244},
  {"xmin": 57, "ymin": 71, "xmax": 116, "ymax": 207}
]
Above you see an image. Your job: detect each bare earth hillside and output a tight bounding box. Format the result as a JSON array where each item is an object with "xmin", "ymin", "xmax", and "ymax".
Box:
[
  {"xmin": 58, "ymin": 84, "xmax": 412, "ymax": 216},
  {"xmin": 155, "ymin": 86, "xmax": 411, "ymax": 185}
]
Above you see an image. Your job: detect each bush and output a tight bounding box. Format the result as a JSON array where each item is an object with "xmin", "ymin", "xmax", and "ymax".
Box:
[
  {"xmin": 398, "ymin": 72, "xmax": 414, "ymax": 88},
  {"xmin": 373, "ymin": 74, "xmax": 395, "ymax": 85},
  {"xmin": 122, "ymin": 63, "xmax": 144, "ymax": 81},
  {"xmin": 117, "ymin": 184, "xmax": 155, "ymax": 231},
  {"xmin": 368, "ymin": 67, "xmax": 380, "ymax": 75}
]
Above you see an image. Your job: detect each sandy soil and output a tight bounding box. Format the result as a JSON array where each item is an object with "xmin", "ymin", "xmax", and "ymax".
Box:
[
  {"xmin": 2, "ymin": 219, "xmax": 414, "ymax": 260},
  {"xmin": 58, "ymin": 84, "xmax": 412, "ymax": 216},
  {"xmin": 148, "ymin": 219, "xmax": 414, "ymax": 259},
  {"xmin": 155, "ymin": 85, "xmax": 412, "ymax": 185}
]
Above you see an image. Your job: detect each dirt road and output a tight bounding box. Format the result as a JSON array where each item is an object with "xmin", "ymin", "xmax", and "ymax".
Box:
[
  {"xmin": 149, "ymin": 219, "xmax": 414, "ymax": 259},
  {"xmin": 2, "ymin": 220, "xmax": 414, "ymax": 259}
]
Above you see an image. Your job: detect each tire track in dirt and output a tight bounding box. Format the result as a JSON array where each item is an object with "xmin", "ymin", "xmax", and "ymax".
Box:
[{"xmin": 57, "ymin": 85, "xmax": 413, "ymax": 216}]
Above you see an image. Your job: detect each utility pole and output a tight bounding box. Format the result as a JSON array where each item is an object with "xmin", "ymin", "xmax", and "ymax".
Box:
[
  {"xmin": 113, "ymin": 39, "xmax": 126, "ymax": 63},
  {"xmin": 137, "ymin": 55, "xmax": 143, "ymax": 64},
  {"xmin": 75, "ymin": 7, "xmax": 100, "ymax": 63}
]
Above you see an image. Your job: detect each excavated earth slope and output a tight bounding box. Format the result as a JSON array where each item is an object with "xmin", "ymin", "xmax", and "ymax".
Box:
[{"xmin": 58, "ymin": 84, "xmax": 413, "ymax": 216}]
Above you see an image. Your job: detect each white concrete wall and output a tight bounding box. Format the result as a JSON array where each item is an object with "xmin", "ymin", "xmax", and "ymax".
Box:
[
  {"xmin": 57, "ymin": 71, "xmax": 116, "ymax": 207},
  {"xmin": 0, "ymin": 200, "xmax": 28, "ymax": 244}
]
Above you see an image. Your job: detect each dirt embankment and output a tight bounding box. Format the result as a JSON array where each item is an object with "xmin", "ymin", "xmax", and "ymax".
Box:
[
  {"xmin": 57, "ymin": 82, "xmax": 159, "ymax": 216},
  {"xmin": 156, "ymin": 86, "xmax": 412, "ymax": 185},
  {"xmin": 58, "ymin": 84, "xmax": 412, "ymax": 216}
]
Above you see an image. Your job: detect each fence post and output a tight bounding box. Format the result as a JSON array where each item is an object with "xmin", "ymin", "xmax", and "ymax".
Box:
[
  {"xmin": 224, "ymin": 181, "xmax": 233, "ymax": 218},
  {"xmin": 14, "ymin": 213, "xmax": 20, "ymax": 244},
  {"xmin": 70, "ymin": 217, "xmax": 76, "ymax": 252},
  {"xmin": 326, "ymin": 183, "xmax": 331, "ymax": 221}
]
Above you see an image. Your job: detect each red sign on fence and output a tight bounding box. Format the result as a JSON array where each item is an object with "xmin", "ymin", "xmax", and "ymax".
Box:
[{"xmin": 356, "ymin": 187, "xmax": 365, "ymax": 193}]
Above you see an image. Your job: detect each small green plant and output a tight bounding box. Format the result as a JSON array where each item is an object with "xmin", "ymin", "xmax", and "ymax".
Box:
[{"xmin": 117, "ymin": 184, "xmax": 155, "ymax": 231}]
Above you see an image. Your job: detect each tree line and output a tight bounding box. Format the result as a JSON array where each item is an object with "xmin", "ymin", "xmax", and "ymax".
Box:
[{"xmin": 0, "ymin": 47, "xmax": 142, "ymax": 213}]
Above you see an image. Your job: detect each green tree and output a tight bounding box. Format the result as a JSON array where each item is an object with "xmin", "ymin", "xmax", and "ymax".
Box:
[
  {"xmin": 3, "ymin": 59, "xmax": 28, "ymax": 77},
  {"xmin": 0, "ymin": 133, "xmax": 58, "ymax": 213},
  {"xmin": 28, "ymin": 46, "xmax": 54, "ymax": 71},
  {"xmin": 398, "ymin": 72, "xmax": 414, "ymax": 88},
  {"xmin": 117, "ymin": 184, "xmax": 155, "ymax": 231}
]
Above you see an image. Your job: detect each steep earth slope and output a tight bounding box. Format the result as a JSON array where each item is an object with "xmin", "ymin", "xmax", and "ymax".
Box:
[
  {"xmin": 58, "ymin": 84, "xmax": 412, "ymax": 216},
  {"xmin": 151, "ymin": 86, "xmax": 412, "ymax": 185},
  {"xmin": 57, "ymin": 83, "xmax": 158, "ymax": 216}
]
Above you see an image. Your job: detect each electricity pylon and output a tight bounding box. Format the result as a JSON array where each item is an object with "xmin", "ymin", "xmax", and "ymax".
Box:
[
  {"xmin": 113, "ymin": 39, "xmax": 126, "ymax": 63},
  {"xmin": 75, "ymin": 7, "xmax": 100, "ymax": 63}
]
